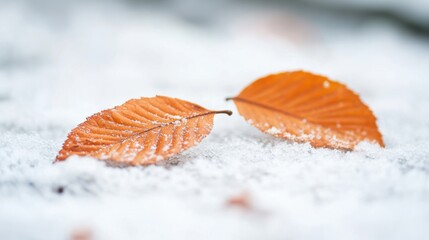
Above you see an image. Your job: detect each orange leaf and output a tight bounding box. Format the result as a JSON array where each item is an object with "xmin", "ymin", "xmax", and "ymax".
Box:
[
  {"xmin": 226, "ymin": 192, "xmax": 251, "ymax": 210},
  {"xmin": 71, "ymin": 228, "xmax": 92, "ymax": 240},
  {"xmin": 228, "ymin": 71, "xmax": 384, "ymax": 150},
  {"xmin": 56, "ymin": 96, "xmax": 232, "ymax": 166}
]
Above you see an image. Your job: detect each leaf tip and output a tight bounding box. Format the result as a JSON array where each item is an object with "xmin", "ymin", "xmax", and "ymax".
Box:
[{"xmin": 53, "ymin": 154, "xmax": 65, "ymax": 164}]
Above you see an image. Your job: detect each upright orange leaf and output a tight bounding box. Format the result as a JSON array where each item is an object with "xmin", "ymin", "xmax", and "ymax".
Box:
[
  {"xmin": 56, "ymin": 96, "xmax": 232, "ymax": 166},
  {"xmin": 228, "ymin": 71, "xmax": 384, "ymax": 150}
]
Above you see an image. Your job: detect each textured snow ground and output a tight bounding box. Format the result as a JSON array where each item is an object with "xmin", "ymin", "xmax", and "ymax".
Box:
[{"xmin": 1, "ymin": 1, "xmax": 429, "ymax": 240}]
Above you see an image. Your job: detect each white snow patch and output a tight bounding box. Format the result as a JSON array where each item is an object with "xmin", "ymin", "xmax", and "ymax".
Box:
[
  {"xmin": 1, "ymin": 1, "xmax": 429, "ymax": 240},
  {"xmin": 266, "ymin": 127, "xmax": 281, "ymax": 135}
]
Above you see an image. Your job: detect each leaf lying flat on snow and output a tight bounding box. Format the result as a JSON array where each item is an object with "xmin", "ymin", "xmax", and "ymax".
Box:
[
  {"xmin": 226, "ymin": 192, "xmax": 251, "ymax": 210},
  {"xmin": 56, "ymin": 96, "xmax": 232, "ymax": 166},
  {"xmin": 228, "ymin": 71, "xmax": 384, "ymax": 150}
]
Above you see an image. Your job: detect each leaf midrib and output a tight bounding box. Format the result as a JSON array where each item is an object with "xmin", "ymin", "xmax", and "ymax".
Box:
[{"xmin": 93, "ymin": 110, "xmax": 232, "ymax": 153}]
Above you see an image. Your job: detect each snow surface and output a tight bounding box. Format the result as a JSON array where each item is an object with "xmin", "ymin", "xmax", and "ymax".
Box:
[{"xmin": 1, "ymin": 1, "xmax": 429, "ymax": 240}]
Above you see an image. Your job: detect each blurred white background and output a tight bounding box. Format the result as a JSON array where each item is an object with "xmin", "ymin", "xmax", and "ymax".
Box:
[{"xmin": 1, "ymin": 0, "xmax": 429, "ymax": 240}]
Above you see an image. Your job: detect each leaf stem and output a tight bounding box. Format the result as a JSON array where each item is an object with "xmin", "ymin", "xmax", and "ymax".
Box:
[{"xmin": 213, "ymin": 110, "xmax": 233, "ymax": 116}]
